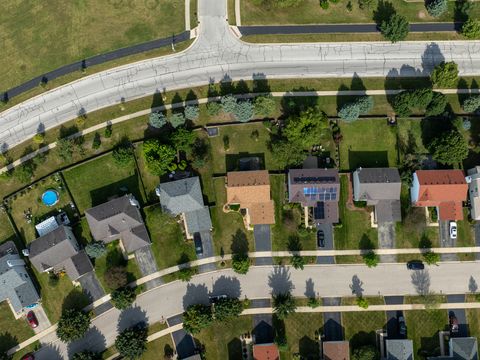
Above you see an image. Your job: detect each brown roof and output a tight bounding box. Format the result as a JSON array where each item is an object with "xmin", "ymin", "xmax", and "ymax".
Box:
[
  {"xmin": 226, "ymin": 171, "xmax": 275, "ymax": 225},
  {"xmin": 253, "ymin": 344, "xmax": 280, "ymax": 360},
  {"xmin": 323, "ymin": 341, "xmax": 350, "ymax": 360}
]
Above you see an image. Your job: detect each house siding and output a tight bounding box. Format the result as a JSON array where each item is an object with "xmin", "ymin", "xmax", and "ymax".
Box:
[
  {"xmin": 353, "ymin": 171, "xmax": 361, "ymax": 202},
  {"xmin": 411, "ymin": 173, "xmax": 420, "ymax": 203}
]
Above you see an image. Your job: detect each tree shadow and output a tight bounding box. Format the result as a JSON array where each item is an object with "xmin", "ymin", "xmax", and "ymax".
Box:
[
  {"xmin": 35, "ymin": 344, "xmax": 63, "ymax": 360},
  {"xmin": 252, "ymin": 73, "xmax": 271, "ymax": 93},
  {"xmin": 182, "ymin": 283, "xmax": 210, "ymax": 309},
  {"xmin": 227, "ymin": 337, "xmax": 243, "ymax": 359},
  {"xmin": 220, "ymin": 74, "xmax": 234, "ymax": 95},
  {"xmin": 421, "ymin": 43, "xmax": 445, "ymax": 76},
  {"xmin": 117, "ymin": 305, "xmax": 149, "ymax": 332},
  {"xmin": 37, "ymin": 122, "xmax": 45, "ymax": 134},
  {"xmin": 151, "ymin": 89, "xmax": 165, "ymax": 110},
  {"xmin": 59, "ymin": 125, "xmax": 79, "ymax": 139},
  {"xmin": 351, "ymin": 72, "xmax": 367, "ymax": 91},
  {"xmin": 164, "ymin": 344, "xmax": 175, "ymax": 358},
  {"xmin": 268, "ymin": 266, "xmax": 294, "ymax": 296},
  {"xmin": 359, "ymin": 234, "xmax": 375, "ymax": 251},
  {"xmin": 419, "ymin": 234, "xmax": 433, "ymax": 250},
  {"xmin": 0, "ymin": 332, "xmax": 18, "ymax": 354},
  {"xmin": 373, "ymin": 0, "xmax": 396, "ymax": 25},
  {"xmin": 305, "ymin": 278, "xmax": 316, "ymax": 298},
  {"xmin": 185, "ymin": 90, "xmax": 198, "ymax": 105},
  {"xmin": 236, "ymin": 79, "xmax": 250, "ymax": 95},
  {"xmin": 212, "ymin": 275, "xmax": 242, "ymax": 299},
  {"xmin": 349, "ymin": 275, "xmax": 364, "ymax": 297},
  {"xmin": 171, "ymin": 92, "xmax": 184, "ymax": 114},
  {"xmin": 231, "ymin": 229, "xmax": 249, "ymax": 255},
  {"xmin": 62, "ymin": 287, "xmax": 90, "ymax": 312},
  {"xmin": 469, "ymin": 276, "xmax": 478, "ymax": 293},
  {"xmin": 458, "ymin": 78, "xmax": 469, "ymax": 106},
  {"xmin": 348, "ymin": 150, "xmax": 389, "ymax": 170},
  {"xmin": 420, "ymin": 117, "xmax": 452, "ymax": 148},
  {"xmin": 287, "ymin": 235, "xmax": 302, "ymax": 252},
  {"xmin": 350, "ymin": 331, "xmax": 378, "ymax": 349},
  {"xmin": 411, "ymin": 269, "xmax": 430, "ymax": 295},
  {"xmin": 299, "ymin": 335, "xmax": 319, "ymax": 359},
  {"xmin": 67, "ymin": 326, "xmax": 106, "ymax": 357},
  {"xmin": 454, "ymin": 0, "xmax": 472, "ymax": 23}
]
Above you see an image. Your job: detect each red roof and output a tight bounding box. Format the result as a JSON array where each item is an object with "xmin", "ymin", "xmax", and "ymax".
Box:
[{"xmin": 253, "ymin": 344, "xmax": 280, "ymax": 360}]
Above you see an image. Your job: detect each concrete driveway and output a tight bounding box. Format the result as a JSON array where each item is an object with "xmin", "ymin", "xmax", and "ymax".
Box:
[
  {"xmin": 447, "ymin": 294, "xmax": 468, "ymax": 337},
  {"xmin": 385, "ymin": 296, "xmax": 404, "ymax": 339},
  {"xmin": 32, "ymin": 305, "xmax": 52, "ymax": 335},
  {"xmin": 197, "ymin": 231, "xmax": 216, "ymax": 273},
  {"xmin": 316, "ymin": 223, "xmax": 334, "ymax": 264},
  {"xmin": 77, "ymin": 271, "xmax": 112, "ymax": 315},
  {"xmin": 378, "ymin": 222, "xmax": 396, "ymax": 263},
  {"xmin": 474, "ymin": 221, "xmax": 480, "ymax": 260},
  {"xmin": 323, "ymin": 297, "xmax": 343, "ymax": 341},
  {"xmin": 254, "ymin": 225, "xmax": 272, "ymax": 265},
  {"xmin": 134, "ymin": 247, "xmax": 163, "ymax": 289},
  {"xmin": 439, "ymin": 221, "xmax": 457, "ymax": 261}
]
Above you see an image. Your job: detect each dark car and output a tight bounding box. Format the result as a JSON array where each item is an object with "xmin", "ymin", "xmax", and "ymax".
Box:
[
  {"xmin": 21, "ymin": 354, "xmax": 34, "ymax": 360},
  {"xmin": 398, "ymin": 315, "xmax": 407, "ymax": 336},
  {"xmin": 317, "ymin": 230, "xmax": 325, "ymax": 248},
  {"xmin": 450, "ymin": 315, "xmax": 459, "ymax": 333},
  {"xmin": 406, "ymin": 261, "xmax": 425, "ymax": 270},
  {"xmin": 26, "ymin": 311, "xmax": 38, "ymax": 328},
  {"xmin": 193, "ymin": 233, "xmax": 203, "ymax": 256}
]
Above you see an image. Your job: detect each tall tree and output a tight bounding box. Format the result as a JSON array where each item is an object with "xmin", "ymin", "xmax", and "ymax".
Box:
[
  {"xmin": 431, "ymin": 61, "xmax": 458, "ymax": 88},
  {"xmin": 428, "ymin": 130, "xmax": 468, "ymax": 165},
  {"xmin": 272, "ymin": 292, "xmax": 297, "ymax": 320},
  {"xmin": 380, "ymin": 14, "xmax": 409, "ymax": 43},
  {"xmin": 115, "ymin": 325, "xmax": 148, "ymax": 359},
  {"xmin": 143, "ymin": 140, "xmax": 176, "ymax": 176},
  {"xmin": 183, "ymin": 304, "xmax": 213, "ymax": 334},
  {"xmin": 283, "ymin": 108, "xmax": 328, "ymax": 149},
  {"xmin": 56, "ymin": 309, "xmax": 91, "ymax": 343}
]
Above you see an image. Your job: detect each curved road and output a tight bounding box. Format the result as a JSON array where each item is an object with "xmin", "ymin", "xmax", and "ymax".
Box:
[
  {"xmin": 1, "ymin": 0, "xmax": 480, "ymax": 151},
  {"xmin": 35, "ymin": 262, "xmax": 480, "ymax": 359}
]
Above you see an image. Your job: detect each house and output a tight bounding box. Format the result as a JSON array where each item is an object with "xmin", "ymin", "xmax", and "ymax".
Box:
[
  {"xmin": 29, "ymin": 225, "xmax": 93, "ymax": 281},
  {"xmin": 429, "ymin": 337, "xmax": 478, "ymax": 360},
  {"xmin": 85, "ymin": 194, "xmax": 151, "ymax": 253},
  {"xmin": 411, "ymin": 170, "xmax": 468, "ymax": 221},
  {"xmin": 386, "ymin": 339, "xmax": 414, "ymax": 360},
  {"xmin": 323, "ymin": 341, "xmax": 350, "ymax": 360},
  {"xmin": 253, "ymin": 343, "xmax": 280, "ymax": 360},
  {"xmin": 352, "ymin": 167, "xmax": 402, "ymax": 223},
  {"xmin": 226, "ymin": 170, "xmax": 275, "ymax": 229},
  {"xmin": 0, "ymin": 241, "xmax": 40, "ymax": 317},
  {"xmin": 157, "ymin": 177, "xmax": 212, "ymax": 239},
  {"xmin": 467, "ymin": 167, "xmax": 480, "ymax": 220},
  {"xmin": 288, "ymin": 168, "xmax": 340, "ymax": 224}
]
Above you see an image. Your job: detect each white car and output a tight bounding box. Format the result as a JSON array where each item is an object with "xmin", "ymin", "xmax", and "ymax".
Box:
[{"xmin": 449, "ymin": 221, "xmax": 457, "ymax": 239}]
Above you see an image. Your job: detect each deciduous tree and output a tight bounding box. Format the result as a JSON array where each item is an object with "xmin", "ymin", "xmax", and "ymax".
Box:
[
  {"xmin": 143, "ymin": 140, "xmax": 176, "ymax": 176},
  {"xmin": 111, "ymin": 286, "xmax": 137, "ymax": 310},
  {"xmin": 115, "ymin": 325, "xmax": 148, "ymax": 359},
  {"xmin": 380, "ymin": 14, "xmax": 409, "ymax": 43},
  {"xmin": 56, "ymin": 309, "xmax": 91, "ymax": 343},
  {"xmin": 431, "ymin": 61, "xmax": 459, "ymax": 88},
  {"xmin": 183, "ymin": 304, "xmax": 213, "ymax": 334},
  {"xmin": 428, "ymin": 130, "xmax": 468, "ymax": 165}
]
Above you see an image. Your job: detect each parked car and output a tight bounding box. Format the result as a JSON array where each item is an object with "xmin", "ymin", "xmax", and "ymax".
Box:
[
  {"xmin": 193, "ymin": 233, "xmax": 203, "ymax": 256},
  {"xmin": 317, "ymin": 230, "xmax": 325, "ymax": 248},
  {"xmin": 406, "ymin": 261, "xmax": 425, "ymax": 270},
  {"xmin": 398, "ymin": 315, "xmax": 407, "ymax": 336},
  {"xmin": 450, "ymin": 315, "xmax": 459, "ymax": 333},
  {"xmin": 209, "ymin": 295, "xmax": 227, "ymax": 304},
  {"xmin": 449, "ymin": 221, "xmax": 457, "ymax": 239},
  {"xmin": 26, "ymin": 311, "xmax": 38, "ymax": 328},
  {"xmin": 21, "ymin": 354, "xmax": 34, "ymax": 360}
]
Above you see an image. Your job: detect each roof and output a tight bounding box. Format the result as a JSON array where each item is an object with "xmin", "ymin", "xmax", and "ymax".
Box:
[
  {"xmin": 313, "ymin": 201, "xmax": 339, "ymax": 224},
  {"xmin": 63, "ymin": 251, "xmax": 93, "ymax": 280},
  {"xmin": 253, "ymin": 343, "xmax": 280, "ymax": 360},
  {"xmin": 467, "ymin": 168, "xmax": 480, "ymax": 220},
  {"xmin": 386, "ymin": 339, "xmax": 414, "ymax": 360},
  {"xmin": 35, "ymin": 216, "xmax": 59, "ymax": 237},
  {"xmin": 376, "ymin": 199, "xmax": 402, "ymax": 223},
  {"xmin": 0, "ymin": 242, "xmax": 40, "ymax": 313},
  {"xmin": 353, "ymin": 168, "xmax": 401, "ymax": 202},
  {"xmin": 158, "ymin": 177, "xmax": 204, "ymax": 215},
  {"xmin": 450, "ymin": 337, "xmax": 478, "ymax": 360},
  {"xmin": 85, "ymin": 195, "xmax": 151, "ymax": 253},
  {"xmin": 323, "ymin": 341, "xmax": 350, "ymax": 360},
  {"xmin": 29, "ymin": 226, "xmax": 78, "ymax": 272},
  {"xmin": 184, "ymin": 207, "xmax": 212, "ymax": 233},
  {"xmin": 288, "ymin": 168, "xmax": 340, "ymax": 206},
  {"xmin": 227, "ymin": 171, "xmax": 275, "ymax": 225}
]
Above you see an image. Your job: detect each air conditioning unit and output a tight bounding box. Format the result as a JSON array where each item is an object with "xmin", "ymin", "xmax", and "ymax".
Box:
[{"xmin": 466, "ymin": 176, "xmax": 472, "ymax": 184}]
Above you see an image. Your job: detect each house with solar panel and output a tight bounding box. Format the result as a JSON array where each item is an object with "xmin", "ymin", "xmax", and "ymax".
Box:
[{"xmin": 288, "ymin": 168, "xmax": 340, "ymax": 226}]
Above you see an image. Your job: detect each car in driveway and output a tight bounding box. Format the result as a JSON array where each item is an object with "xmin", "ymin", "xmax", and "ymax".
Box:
[
  {"xmin": 26, "ymin": 311, "xmax": 38, "ymax": 328},
  {"xmin": 398, "ymin": 315, "xmax": 407, "ymax": 336},
  {"xmin": 449, "ymin": 221, "xmax": 457, "ymax": 239},
  {"xmin": 21, "ymin": 354, "xmax": 34, "ymax": 360},
  {"xmin": 193, "ymin": 233, "xmax": 203, "ymax": 256},
  {"xmin": 450, "ymin": 315, "xmax": 459, "ymax": 333},
  {"xmin": 406, "ymin": 261, "xmax": 425, "ymax": 270},
  {"xmin": 317, "ymin": 230, "xmax": 325, "ymax": 248}
]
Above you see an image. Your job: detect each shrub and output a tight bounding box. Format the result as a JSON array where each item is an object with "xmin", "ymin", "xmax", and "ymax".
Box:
[
  {"xmin": 143, "ymin": 140, "xmax": 176, "ymax": 176},
  {"xmin": 234, "ymin": 100, "xmax": 254, "ymax": 122},
  {"xmin": 14, "ymin": 162, "xmax": 35, "ymax": 183},
  {"xmin": 184, "ymin": 105, "xmax": 199, "ymax": 121},
  {"xmin": 115, "ymin": 326, "xmax": 148, "ymax": 359},
  {"xmin": 92, "ymin": 132, "xmax": 101, "ymax": 149},
  {"xmin": 423, "ymin": 251, "xmax": 440, "ymax": 265},
  {"xmin": 307, "ymin": 297, "xmax": 320, "ymax": 308},
  {"xmin": 320, "ymin": 0, "xmax": 330, "ymax": 9},
  {"xmin": 221, "ymin": 94, "xmax": 238, "ymax": 114},
  {"xmin": 463, "ymin": 119, "xmax": 472, "ymax": 130},
  {"xmin": 178, "ymin": 267, "xmax": 196, "ymax": 282},
  {"xmin": 352, "ymin": 345, "xmax": 380, "ymax": 360},
  {"xmin": 357, "ymin": 96, "xmax": 374, "ymax": 114},
  {"xmin": 104, "ymin": 125, "xmax": 112, "ymax": 138},
  {"xmin": 363, "ymin": 251, "xmax": 379, "ymax": 268},
  {"xmin": 33, "ymin": 133, "xmax": 45, "ymax": 144},
  {"xmin": 347, "ymin": 1, "xmax": 353, "ymax": 11},
  {"xmin": 358, "ymin": 0, "xmax": 374, "ymax": 9},
  {"xmin": 425, "ymin": 92, "xmax": 447, "ymax": 116},
  {"xmin": 169, "ymin": 112, "xmax": 186, "ymax": 128},
  {"xmin": 254, "ymin": 95, "xmax": 276, "ymax": 117},
  {"xmin": 429, "ymin": 130, "xmax": 468, "ymax": 164},
  {"xmin": 183, "ymin": 304, "xmax": 213, "ymax": 334},
  {"xmin": 426, "ymin": 0, "xmax": 447, "ymax": 17},
  {"xmin": 111, "ymin": 286, "xmax": 137, "ymax": 310},
  {"xmin": 48, "ymin": 272, "xmax": 60, "ymax": 287},
  {"xmin": 104, "ymin": 266, "xmax": 128, "ymax": 289},
  {"xmin": 380, "ymin": 14, "xmax": 409, "ymax": 43},
  {"xmin": 232, "ymin": 254, "xmax": 250, "ymax": 274},
  {"xmin": 149, "ymin": 112, "xmax": 167, "ymax": 128},
  {"xmin": 463, "ymin": 96, "xmax": 480, "ymax": 113},
  {"xmin": 112, "ymin": 142, "xmax": 134, "ymax": 167},
  {"xmin": 291, "ymin": 255, "xmax": 305, "ymax": 270},
  {"xmin": 85, "ymin": 242, "xmax": 106, "ymax": 259},
  {"xmin": 338, "ymin": 102, "xmax": 361, "ymax": 122},
  {"xmin": 206, "ymin": 101, "xmax": 222, "ymax": 116},
  {"xmin": 462, "ymin": 19, "xmax": 480, "ymax": 39},
  {"xmin": 273, "ymin": 292, "xmax": 297, "ymax": 320},
  {"xmin": 431, "ymin": 61, "xmax": 458, "ymax": 88},
  {"xmin": 357, "ymin": 297, "xmax": 369, "ymax": 309},
  {"xmin": 56, "ymin": 138, "xmax": 75, "ymax": 162},
  {"xmin": 72, "ymin": 351, "xmax": 100, "ymax": 360},
  {"xmin": 56, "ymin": 308, "xmax": 91, "ymax": 342}
]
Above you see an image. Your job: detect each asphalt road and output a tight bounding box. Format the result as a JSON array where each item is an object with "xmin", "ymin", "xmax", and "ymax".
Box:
[
  {"xmin": 33, "ymin": 262, "xmax": 480, "ymax": 359},
  {"xmin": 1, "ymin": 0, "xmax": 480, "ymax": 151}
]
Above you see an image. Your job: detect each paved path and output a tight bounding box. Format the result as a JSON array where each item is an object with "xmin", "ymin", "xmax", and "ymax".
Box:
[
  {"xmin": 235, "ymin": 0, "xmax": 241, "ymax": 26},
  {"xmin": 185, "ymin": 0, "xmax": 191, "ymax": 31},
  {"xmin": 2, "ymin": 0, "xmax": 480, "ymax": 151}
]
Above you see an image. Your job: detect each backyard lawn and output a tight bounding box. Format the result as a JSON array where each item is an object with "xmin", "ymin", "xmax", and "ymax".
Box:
[
  {"xmin": 0, "ymin": 212, "xmax": 16, "ymax": 244},
  {"xmin": 144, "ymin": 205, "xmax": 196, "ymax": 269},
  {"xmin": 63, "ymin": 152, "xmax": 147, "ymax": 213},
  {"xmin": 134, "ymin": 143, "xmax": 160, "ymax": 203},
  {"xmin": 0, "ymin": 302, "xmax": 34, "ymax": 355},
  {"xmin": 141, "ymin": 332, "xmax": 175, "ymax": 360},
  {"xmin": 0, "ymin": 0, "xmax": 185, "ymax": 91},
  {"xmin": 405, "ymin": 309, "xmax": 447, "ymax": 359}
]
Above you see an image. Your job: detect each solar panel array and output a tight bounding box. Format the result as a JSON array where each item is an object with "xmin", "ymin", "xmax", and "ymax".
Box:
[
  {"xmin": 294, "ymin": 176, "xmax": 336, "ymax": 183},
  {"xmin": 303, "ymin": 187, "xmax": 337, "ymax": 201}
]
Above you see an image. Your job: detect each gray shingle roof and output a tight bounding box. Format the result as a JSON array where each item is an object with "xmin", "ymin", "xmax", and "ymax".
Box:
[
  {"xmin": 376, "ymin": 199, "xmax": 402, "ymax": 223},
  {"xmin": 158, "ymin": 177, "xmax": 204, "ymax": 215},
  {"xmin": 63, "ymin": 251, "xmax": 94, "ymax": 280},
  {"xmin": 451, "ymin": 338, "xmax": 478, "ymax": 360},
  {"xmin": 354, "ymin": 168, "xmax": 401, "ymax": 203},
  {"xmin": 85, "ymin": 195, "xmax": 151, "ymax": 253},
  {"xmin": 386, "ymin": 340, "xmax": 414, "ymax": 360},
  {"xmin": 184, "ymin": 207, "xmax": 213, "ymax": 233}
]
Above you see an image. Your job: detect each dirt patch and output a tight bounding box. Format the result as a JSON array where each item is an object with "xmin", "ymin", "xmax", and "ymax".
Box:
[{"xmin": 418, "ymin": 10, "xmax": 426, "ymax": 19}]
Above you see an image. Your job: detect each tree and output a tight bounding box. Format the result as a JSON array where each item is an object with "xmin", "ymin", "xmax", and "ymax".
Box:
[
  {"xmin": 206, "ymin": 101, "xmax": 222, "ymax": 116},
  {"xmin": 183, "ymin": 304, "xmax": 213, "ymax": 334},
  {"xmin": 338, "ymin": 96, "xmax": 374, "ymax": 122},
  {"xmin": 104, "ymin": 266, "xmax": 128, "ymax": 289},
  {"xmin": 254, "ymin": 95, "xmax": 276, "ymax": 117},
  {"xmin": 33, "ymin": 133, "xmax": 45, "ymax": 144},
  {"xmin": 232, "ymin": 254, "xmax": 250, "ymax": 274},
  {"xmin": 169, "ymin": 112, "xmax": 186, "ymax": 128},
  {"xmin": 143, "ymin": 140, "xmax": 176, "ymax": 176},
  {"xmin": 72, "ymin": 351, "xmax": 101, "ymax": 360},
  {"xmin": 111, "ymin": 286, "xmax": 137, "ymax": 310},
  {"xmin": 104, "ymin": 125, "xmax": 113, "ymax": 138},
  {"xmin": 172, "ymin": 128, "xmax": 196, "ymax": 155},
  {"xmin": 14, "ymin": 161, "xmax": 35, "ymax": 183},
  {"xmin": 149, "ymin": 112, "xmax": 167, "ymax": 128},
  {"xmin": 307, "ymin": 297, "xmax": 320, "ymax": 308},
  {"xmin": 221, "ymin": 94, "xmax": 238, "ymax": 113},
  {"xmin": 291, "ymin": 255, "xmax": 305, "ymax": 270},
  {"xmin": 462, "ymin": 18, "xmax": 480, "ymax": 39},
  {"xmin": 92, "ymin": 132, "xmax": 101, "ymax": 149},
  {"xmin": 352, "ymin": 345, "xmax": 380, "ymax": 360},
  {"xmin": 357, "ymin": 297, "xmax": 369, "ymax": 309},
  {"xmin": 270, "ymin": 140, "xmax": 307, "ymax": 169},
  {"xmin": 283, "ymin": 108, "xmax": 329, "ymax": 149},
  {"xmin": 57, "ymin": 138, "xmax": 75, "ymax": 162},
  {"xmin": 393, "ymin": 88, "xmax": 434, "ymax": 117},
  {"xmin": 423, "ymin": 251, "xmax": 440, "ymax": 265},
  {"xmin": 115, "ymin": 325, "xmax": 148, "ymax": 359},
  {"xmin": 112, "ymin": 142, "xmax": 134, "ymax": 167},
  {"xmin": 213, "ymin": 297, "xmax": 243, "ymax": 321},
  {"xmin": 431, "ymin": 62, "xmax": 458, "ymax": 88},
  {"xmin": 429, "ymin": 130, "xmax": 468, "ymax": 164},
  {"xmin": 56, "ymin": 308, "xmax": 91, "ymax": 342},
  {"xmin": 85, "ymin": 241, "xmax": 106, "ymax": 259},
  {"xmin": 234, "ymin": 100, "xmax": 254, "ymax": 122},
  {"xmin": 363, "ymin": 251, "xmax": 379, "ymax": 268},
  {"xmin": 426, "ymin": 0, "xmax": 447, "ymax": 17},
  {"xmin": 184, "ymin": 105, "xmax": 199, "ymax": 121},
  {"xmin": 463, "ymin": 95, "xmax": 480, "ymax": 113},
  {"xmin": 273, "ymin": 292, "xmax": 297, "ymax": 320},
  {"xmin": 178, "ymin": 267, "xmax": 196, "ymax": 282},
  {"xmin": 380, "ymin": 14, "xmax": 409, "ymax": 43},
  {"xmin": 425, "ymin": 92, "xmax": 448, "ymax": 116}
]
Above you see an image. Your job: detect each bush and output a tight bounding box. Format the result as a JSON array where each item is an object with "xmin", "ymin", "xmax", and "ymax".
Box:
[
  {"xmin": 429, "ymin": 130, "xmax": 468, "ymax": 164},
  {"xmin": 214, "ymin": 297, "xmax": 243, "ymax": 321},
  {"xmin": 363, "ymin": 251, "xmax": 379, "ymax": 268},
  {"xmin": 183, "ymin": 304, "xmax": 213, "ymax": 334},
  {"xmin": 426, "ymin": 0, "xmax": 447, "ymax": 17},
  {"xmin": 254, "ymin": 95, "xmax": 276, "ymax": 117},
  {"xmin": 92, "ymin": 132, "xmax": 101, "ymax": 149},
  {"xmin": 234, "ymin": 100, "xmax": 254, "ymax": 122},
  {"xmin": 184, "ymin": 105, "xmax": 199, "ymax": 121},
  {"xmin": 14, "ymin": 162, "xmax": 35, "ymax": 183},
  {"xmin": 206, "ymin": 101, "xmax": 221, "ymax": 116},
  {"xmin": 48, "ymin": 272, "xmax": 60, "ymax": 287},
  {"xmin": 56, "ymin": 308, "xmax": 91, "ymax": 342},
  {"xmin": 352, "ymin": 345, "xmax": 380, "ymax": 360},
  {"xmin": 380, "ymin": 14, "xmax": 409, "ymax": 43},
  {"xmin": 463, "ymin": 96, "xmax": 480, "ymax": 113},
  {"xmin": 149, "ymin": 112, "xmax": 167, "ymax": 128},
  {"xmin": 33, "ymin": 133, "xmax": 45, "ymax": 144},
  {"xmin": 291, "ymin": 255, "xmax": 305, "ymax": 270},
  {"xmin": 357, "ymin": 297, "xmax": 369, "ymax": 309},
  {"xmin": 423, "ymin": 251, "xmax": 440, "ymax": 265},
  {"xmin": 338, "ymin": 96, "xmax": 374, "ymax": 122},
  {"xmin": 111, "ymin": 287, "xmax": 137, "ymax": 310},
  {"xmin": 85, "ymin": 242, "xmax": 106, "ymax": 259},
  {"xmin": 56, "ymin": 138, "xmax": 75, "ymax": 162},
  {"xmin": 320, "ymin": 0, "xmax": 329, "ymax": 9},
  {"xmin": 463, "ymin": 119, "xmax": 472, "ymax": 130},
  {"xmin": 358, "ymin": 0, "xmax": 374, "ymax": 9},
  {"xmin": 307, "ymin": 297, "xmax": 320, "ymax": 308},
  {"xmin": 169, "ymin": 112, "xmax": 186, "ymax": 128},
  {"xmin": 221, "ymin": 94, "xmax": 237, "ymax": 114},
  {"xmin": 143, "ymin": 140, "xmax": 176, "ymax": 176},
  {"xmin": 431, "ymin": 61, "xmax": 458, "ymax": 88},
  {"xmin": 112, "ymin": 142, "xmax": 134, "ymax": 167},
  {"xmin": 104, "ymin": 266, "xmax": 128, "ymax": 289},
  {"xmin": 425, "ymin": 92, "xmax": 447, "ymax": 116},
  {"xmin": 115, "ymin": 326, "xmax": 148, "ymax": 359},
  {"xmin": 462, "ymin": 18, "xmax": 480, "ymax": 39},
  {"xmin": 232, "ymin": 254, "xmax": 250, "ymax": 274},
  {"xmin": 178, "ymin": 267, "xmax": 196, "ymax": 282}
]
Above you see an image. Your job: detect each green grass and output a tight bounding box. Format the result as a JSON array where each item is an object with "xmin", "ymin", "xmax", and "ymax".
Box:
[
  {"xmin": 282, "ymin": 313, "xmax": 324, "ymax": 360},
  {"xmin": 228, "ymin": 0, "xmax": 236, "ymax": 25},
  {"xmin": 334, "ymin": 175, "xmax": 378, "ymax": 262},
  {"xmin": 0, "ymin": 0, "xmax": 185, "ymax": 91},
  {"xmin": 338, "ymin": 118, "xmax": 399, "ymax": 171},
  {"xmin": 0, "ymin": 212, "xmax": 16, "ymax": 244},
  {"xmin": 466, "ymin": 303, "xmax": 480, "ymax": 350},
  {"xmin": 134, "ymin": 143, "xmax": 160, "ymax": 203},
  {"xmin": 142, "ymin": 332, "xmax": 176, "ymax": 360},
  {"xmin": 342, "ymin": 297, "xmax": 386, "ymax": 349},
  {"xmin": 0, "ymin": 302, "xmax": 34, "ymax": 355},
  {"xmin": 190, "ymin": 0, "xmax": 198, "ymax": 29},
  {"xmin": 144, "ymin": 205, "xmax": 196, "ymax": 269},
  {"xmin": 195, "ymin": 315, "xmax": 254, "ymax": 359},
  {"xmin": 240, "ymin": 0, "xmax": 480, "ymax": 25},
  {"xmin": 456, "ymin": 209, "xmax": 475, "ymax": 261},
  {"xmin": 405, "ymin": 309, "xmax": 447, "ymax": 359},
  {"xmin": 63, "ymin": 152, "xmax": 147, "ymax": 213}
]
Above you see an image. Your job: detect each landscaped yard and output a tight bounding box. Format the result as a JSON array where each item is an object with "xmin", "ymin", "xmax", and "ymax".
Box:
[
  {"xmin": 0, "ymin": 212, "xmax": 16, "ymax": 244},
  {"xmin": 134, "ymin": 143, "xmax": 160, "ymax": 203},
  {"xmin": 0, "ymin": 0, "xmax": 185, "ymax": 91},
  {"xmin": 282, "ymin": 313, "xmax": 324, "ymax": 360},
  {"xmin": 456, "ymin": 209, "xmax": 475, "ymax": 261},
  {"xmin": 63, "ymin": 152, "xmax": 147, "ymax": 213},
  {"xmin": 0, "ymin": 302, "xmax": 34, "ymax": 355},
  {"xmin": 144, "ymin": 205, "xmax": 196, "ymax": 269}
]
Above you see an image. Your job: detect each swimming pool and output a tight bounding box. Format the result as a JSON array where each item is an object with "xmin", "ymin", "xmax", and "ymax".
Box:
[{"xmin": 42, "ymin": 190, "xmax": 59, "ymax": 207}]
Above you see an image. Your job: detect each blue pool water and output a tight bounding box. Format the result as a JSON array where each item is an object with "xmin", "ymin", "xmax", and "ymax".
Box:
[{"xmin": 42, "ymin": 190, "xmax": 59, "ymax": 207}]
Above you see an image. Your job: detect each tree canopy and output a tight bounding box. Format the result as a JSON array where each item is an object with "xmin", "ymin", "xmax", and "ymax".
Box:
[
  {"xmin": 431, "ymin": 62, "xmax": 459, "ymax": 88},
  {"xmin": 72, "ymin": 351, "xmax": 101, "ymax": 360},
  {"xmin": 112, "ymin": 142, "xmax": 134, "ymax": 167},
  {"xmin": 172, "ymin": 128, "xmax": 197, "ymax": 156},
  {"xmin": 428, "ymin": 130, "xmax": 468, "ymax": 165},
  {"xmin": 111, "ymin": 286, "xmax": 137, "ymax": 310},
  {"xmin": 380, "ymin": 14, "xmax": 409, "ymax": 43},
  {"xmin": 254, "ymin": 95, "xmax": 276, "ymax": 117},
  {"xmin": 149, "ymin": 112, "xmax": 167, "ymax": 128},
  {"xmin": 143, "ymin": 140, "xmax": 176, "ymax": 176},
  {"xmin": 426, "ymin": 0, "xmax": 447, "ymax": 17},
  {"xmin": 85, "ymin": 241, "xmax": 106, "ymax": 259},
  {"xmin": 352, "ymin": 345, "xmax": 380, "ymax": 360},
  {"xmin": 213, "ymin": 297, "xmax": 244, "ymax": 322},
  {"xmin": 56, "ymin": 308, "xmax": 91, "ymax": 343},
  {"xmin": 273, "ymin": 292, "xmax": 297, "ymax": 320},
  {"xmin": 462, "ymin": 19, "xmax": 480, "ymax": 39},
  {"xmin": 115, "ymin": 326, "xmax": 148, "ymax": 359},
  {"xmin": 463, "ymin": 96, "xmax": 480, "ymax": 113},
  {"xmin": 183, "ymin": 304, "xmax": 213, "ymax": 334},
  {"xmin": 283, "ymin": 108, "xmax": 328, "ymax": 149}
]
